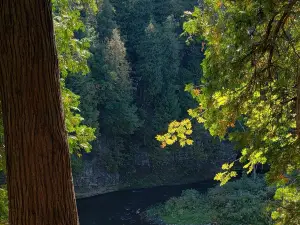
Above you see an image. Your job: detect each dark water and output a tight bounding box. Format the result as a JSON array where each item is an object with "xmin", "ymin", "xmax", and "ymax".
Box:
[{"xmin": 77, "ymin": 181, "xmax": 216, "ymax": 225}]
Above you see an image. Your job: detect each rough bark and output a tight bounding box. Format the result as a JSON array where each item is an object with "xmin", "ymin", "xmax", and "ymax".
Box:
[{"xmin": 0, "ymin": 0, "xmax": 79, "ymax": 224}]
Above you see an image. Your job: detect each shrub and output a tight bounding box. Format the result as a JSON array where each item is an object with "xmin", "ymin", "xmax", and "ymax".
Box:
[
  {"xmin": 208, "ymin": 176, "xmax": 274, "ymax": 225},
  {"xmin": 148, "ymin": 189, "xmax": 212, "ymax": 225},
  {"xmin": 147, "ymin": 177, "xmax": 274, "ymax": 225},
  {"xmin": 0, "ymin": 187, "xmax": 8, "ymax": 224}
]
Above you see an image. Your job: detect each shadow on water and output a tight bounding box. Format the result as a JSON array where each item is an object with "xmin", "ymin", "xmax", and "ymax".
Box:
[{"xmin": 77, "ymin": 180, "xmax": 216, "ymax": 225}]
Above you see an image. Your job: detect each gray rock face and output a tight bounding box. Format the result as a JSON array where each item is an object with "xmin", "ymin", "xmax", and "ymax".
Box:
[
  {"xmin": 74, "ymin": 159, "xmax": 120, "ymax": 198},
  {"xmin": 73, "ymin": 138, "xmax": 235, "ymax": 198}
]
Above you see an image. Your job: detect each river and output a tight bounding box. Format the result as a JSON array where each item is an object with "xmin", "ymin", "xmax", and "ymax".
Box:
[{"xmin": 77, "ymin": 180, "xmax": 216, "ymax": 225}]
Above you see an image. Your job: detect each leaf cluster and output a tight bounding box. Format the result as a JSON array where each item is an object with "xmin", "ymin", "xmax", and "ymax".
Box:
[{"xmin": 157, "ymin": 0, "xmax": 300, "ymax": 223}]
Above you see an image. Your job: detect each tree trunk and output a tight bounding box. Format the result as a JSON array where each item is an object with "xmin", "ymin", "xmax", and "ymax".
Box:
[{"xmin": 0, "ymin": 0, "xmax": 79, "ymax": 225}]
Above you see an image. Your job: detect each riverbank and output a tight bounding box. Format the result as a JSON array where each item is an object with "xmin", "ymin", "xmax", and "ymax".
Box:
[
  {"xmin": 142, "ymin": 177, "xmax": 274, "ymax": 225},
  {"xmin": 77, "ymin": 180, "xmax": 217, "ymax": 225},
  {"xmin": 75, "ymin": 175, "xmax": 215, "ymax": 199},
  {"xmin": 75, "ymin": 186, "xmax": 119, "ymax": 199}
]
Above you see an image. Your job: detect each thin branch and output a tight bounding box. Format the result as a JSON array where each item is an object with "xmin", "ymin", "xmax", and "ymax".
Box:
[
  {"xmin": 282, "ymin": 27, "xmax": 300, "ymax": 59},
  {"xmin": 281, "ymin": 97, "xmax": 297, "ymax": 105},
  {"xmin": 238, "ymin": 120, "xmax": 246, "ymax": 132}
]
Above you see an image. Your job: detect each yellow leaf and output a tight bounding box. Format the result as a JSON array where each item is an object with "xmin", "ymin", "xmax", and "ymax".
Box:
[
  {"xmin": 185, "ymin": 121, "xmax": 192, "ymax": 129},
  {"xmin": 193, "ymin": 89, "xmax": 200, "ymax": 96},
  {"xmin": 179, "ymin": 140, "xmax": 186, "ymax": 147},
  {"xmin": 186, "ymin": 139, "xmax": 194, "ymax": 145},
  {"xmin": 197, "ymin": 117, "xmax": 206, "ymax": 123},
  {"xmin": 243, "ymin": 162, "xmax": 251, "ymax": 169},
  {"xmin": 160, "ymin": 142, "xmax": 167, "ymax": 149},
  {"xmin": 222, "ymin": 163, "xmax": 230, "ymax": 170},
  {"xmin": 166, "ymin": 139, "xmax": 174, "ymax": 145},
  {"xmin": 185, "ymin": 130, "xmax": 193, "ymax": 135},
  {"xmin": 156, "ymin": 135, "xmax": 164, "ymax": 142}
]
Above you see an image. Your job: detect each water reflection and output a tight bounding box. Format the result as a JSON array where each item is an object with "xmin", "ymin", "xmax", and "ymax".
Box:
[{"xmin": 77, "ymin": 181, "xmax": 216, "ymax": 225}]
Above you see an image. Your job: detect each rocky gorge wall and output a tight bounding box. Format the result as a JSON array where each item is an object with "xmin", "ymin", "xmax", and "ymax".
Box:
[
  {"xmin": 74, "ymin": 158, "xmax": 120, "ymax": 198},
  {"xmin": 0, "ymin": 135, "xmax": 236, "ymax": 199},
  {"xmin": 73, "ymin": 134, "xmax": 236, "ymax": 199}
]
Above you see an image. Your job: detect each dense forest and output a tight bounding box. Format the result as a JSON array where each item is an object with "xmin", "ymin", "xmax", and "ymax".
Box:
[
  {"xmin": 66, "ymin": 0, "xmax": 233, "ymax": 193},
  {"xmin": 0, "ymin": 0, "xmax": 299, "ymax": 225}
]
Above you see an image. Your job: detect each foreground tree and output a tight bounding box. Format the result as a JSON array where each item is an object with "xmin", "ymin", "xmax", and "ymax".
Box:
[
  {"xmin": 0, "ymin": 0, "xmax": 79, "ymax": 224},
  {"xmin": 157, "ymin": 0, "xmax": 300, "ymax": 224}
]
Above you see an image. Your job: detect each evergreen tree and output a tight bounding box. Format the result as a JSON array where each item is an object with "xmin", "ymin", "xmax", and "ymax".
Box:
[
  {"xmin": 109, "ymin": 0, "xmax": 216, "ymax": 181},
  {"xmin": 69, "ymin": 0, "xmax": 140, "ymax": 171},
  {"xmin": 135, "ymin": 19, "xmax": 172, "ymax": 146},
  {"xmin": 150, "ymin": 17, "xmax": 182, "ymax": 136},
  {"xmin": 100, "ymin": 28, "xmax": 140, "ymax": 137},
  {"xmin": 108, "ymin": 0, "xmax": 150, "ymax": 111}
]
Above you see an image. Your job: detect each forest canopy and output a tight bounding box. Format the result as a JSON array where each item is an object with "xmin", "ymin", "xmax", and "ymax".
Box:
[{"xmin": 0, "ymin": 0, "xmax": 300, "ymax": 224}]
